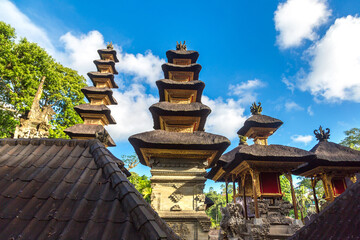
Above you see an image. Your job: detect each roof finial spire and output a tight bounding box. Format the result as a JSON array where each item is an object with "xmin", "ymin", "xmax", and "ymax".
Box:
[
  {"xmin": 314, "ymin": 126, "xmax": 330, "ymax": 142},
  {"xmin": 238, "ymin": 135, "xmax": 248, "ymax": 145},
  {"xmin": 107, "ymin": 41, "xmax": 114, "ymax": 49},
  {"xmin": 176, "ymin": 41, "xmax": 187, "ymax": 51},
  {"xmin": 250, "ymin": 102, "xmax": 262, "ymax": 115}
]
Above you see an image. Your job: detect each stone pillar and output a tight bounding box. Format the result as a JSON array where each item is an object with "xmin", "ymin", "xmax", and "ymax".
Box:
[{"xmin": 150, "ymin": 158, "xmax": 211, "ymax": 240}]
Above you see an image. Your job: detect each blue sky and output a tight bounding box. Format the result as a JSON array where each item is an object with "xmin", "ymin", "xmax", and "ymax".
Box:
[{"xmin": 1, "ymin": 0, "xmax": 360, "ymax": 191}]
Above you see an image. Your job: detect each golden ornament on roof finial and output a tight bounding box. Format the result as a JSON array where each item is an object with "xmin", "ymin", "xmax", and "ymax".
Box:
[
  {"xmin": 250, "ymin": 102, "xmax": 262, "ymax": 115},
  {"xmin": 238, "ymin": 135, "xmax": 248, "ymax": 145},
  {"xmin": 314, "ymin": 126, "xmax": 330, "ymax": 142},
  {"xmin": 176, "ymin": 41, "xmax": 187, "ymax": 51},
  {"xmin": 107, "ymin": 42, "xmax": 114, "ymax": 50}
]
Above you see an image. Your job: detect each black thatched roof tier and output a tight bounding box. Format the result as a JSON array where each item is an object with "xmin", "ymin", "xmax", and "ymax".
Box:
[
  {"xmin": 311, "ymin": 141, "xmax": 360, "ymax": 162},
  {"xmin": 87, "ymin": 72, "xmax": 118, "ymax": 88},
  {"xmin": 149, "ymin": 102, "xmax": 211, "ymax": 131},
  {"xmin": 74, "ymin": 104, "xmax": 116, "ymax": 124},
  {"xmin": 128, "ymin": 130, "xmax": 230, "ymax": 166},
  {"xmin": 166, "ymin": 50, "xmax": 199, "ymax": 63},
  {"xmin": 64, "ymin": 124, "xmax": 116, "ymax": 147},
  {"xmin": 237, "ymin": 114, "xmax": 283, "ymax": 136},
  {"xmin": 156, "ymin": 79, "xmax": 205, "ymax": 102},
  {"xmin": 224, "ymin": 144, "xmax": 315, "ymax": 172},
  {"xmin": 93, "ymin": 60, "xmax": 118, "ymax": 74},
  {"xmin": 0, "ymin": 138, "xmax": 180, "ymax": 240},
  {"xmin": 205, "ymin": 165, "xmax": 222, "ymax": 181},
  {"xmin": 162, "ymin": 63, "xmax": 202, "ymax": 80},
  {"xmin": 97, "ymin": 49, "xmax": 119, "ymax": 62},
  {"xmin": 292, "ymin": 141, "xmax": 360, "ymax": 175},
  {"xmin": 289, "ymin": 180, "xmax": 360, "ymax": 240},
  {"xmin": 81, "ymin": 86, "xmax": 117, "ymax": 105}
]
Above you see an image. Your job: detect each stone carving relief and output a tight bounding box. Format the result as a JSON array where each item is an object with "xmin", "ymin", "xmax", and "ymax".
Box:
[
  {"xmin": 170, "ymin": 204, "xmax": 182, "ymax": 211},
  {"xmin": 220, "ymin": 200, "xmax": 302, "ymax": 239},
  {"xmin": 194, "ymin": 193, "xmax": 206, "ymax": 211},
  {"xmin": 14, "ymin": 76, "xmax": 55, "ymax": 139},
  {"xmin": 168, "ymin": 223, "xmax": 190, "ymax": 240},
  {"xmin": 199, "ymin": 220, "xmax": 211, "ymax": 232},
  {"xmin": 169, "ymin": 192, "xmax": 183, "ymax": 203}
]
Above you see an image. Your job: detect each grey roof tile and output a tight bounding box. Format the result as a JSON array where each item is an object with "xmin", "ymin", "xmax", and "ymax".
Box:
[{"xmin": 0, "ymin": 138, "xmax": 179, "ymax": 240}]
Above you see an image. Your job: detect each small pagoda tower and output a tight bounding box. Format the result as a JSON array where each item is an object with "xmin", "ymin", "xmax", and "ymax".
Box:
[
  {"xmin": 207, "ymin": 103, "xmax": 313, "ymax": 239},
  {"xmin": 64, "ymin": 43, "xmax": 118, "ymax": 147},
  {"xmin": 129, "ymin": 42, "xmax": 230, "ymax": 240},
  {"xmin": 293, "ymin": 126, "xmax": 360, "ymax": 211}
]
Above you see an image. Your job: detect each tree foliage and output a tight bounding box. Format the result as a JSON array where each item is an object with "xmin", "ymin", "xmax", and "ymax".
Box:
[
  {"xmin": 340, "ymin": 128, "xmax": 360, "ymax": 150},
  {"xmin": 128, "ymin": 171, "xmax": 152, "ymax": 203},
  {"xmin": 206, "ymin": 184, "xmax": 233, "ymax": 227},
  {"xmin": 0, "ymin": 21, "xmax": 86, "ymax": 138}
]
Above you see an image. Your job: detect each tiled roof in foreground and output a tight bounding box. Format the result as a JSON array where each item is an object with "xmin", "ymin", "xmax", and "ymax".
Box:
[
  {"xmin": 289, "ymin": 180, "xmax": 360, "ymax": 240},
  {"xmin": 0, "ymin": 138, "xmax": 179, "ymax": 240}
]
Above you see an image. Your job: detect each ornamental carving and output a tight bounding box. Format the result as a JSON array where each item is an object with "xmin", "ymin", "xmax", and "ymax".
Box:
[
  {"xmin": 220, "ymin": 200, "xmax": 302, "ymax": 239},
  {"xmin": 314, "ymin": 126, "xmax": 330, "ymax": 142},
  {"xmin": 199, "ymin": 220, "xmax": 211, "ymax": 232},
  {"xmin": 176, "ymin": 41, "xmax": 187, "ymax": 51},
  {"xmin": 14, "ymin": 76, "xmax": 55, "ymax": 139},
  {"xmin": 169, "ymin": 193, "xmax": 183, "ymax": 203},
  {"xmin": 168, "ymin": 223, "xmax": 190, "ymax": 240},
  {"xmin": 170, "ymin": 204, "xmax": 182, "ymax": 211},
  {"xmin": 250, "ymin": 102, "xmax": 262, "ymax": 115}
]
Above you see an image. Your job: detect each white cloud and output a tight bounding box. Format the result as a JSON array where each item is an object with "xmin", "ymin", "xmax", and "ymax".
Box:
[
  {"xmin": 285, "ymin": 101, "xmax": 304, "ymax": 111},
  {"xmin": 59, "ymin": 31, "xmax": 106, "ymax": 76},
  {"xmin": 106, "ymin": 84, "xmax": 157, "ymax": 141},
  {"xmin": 291, "ymin": 134, "xmax": 313, "ymax": 145},
  {"xmin": 0, "ymin": 0, "xmax": 55, "ymax": 55},
  {"xmin": 202, "ymin": 96, "xmax": 247, "ymax": 140},
  {"xmin": 274, "ymin": 0, "xmax": 331, "ymax": 49},
  {"xmin": 282, "ymin": 77, "xmax": 295, "ymax": 92},
  {"xmin": 307, "ymin": 106, "xmax": 314, "ymax": 116},
  {"xmin": 229, "ymin": 79, "xmax": 266, "ymax": 104},
  {"xmin": 299, "ymin": 16, "xmax": 360, "ymax": 102},
  {"xmin": 117, "ymin": 50, "xmax": 165, "ymax": 87}
]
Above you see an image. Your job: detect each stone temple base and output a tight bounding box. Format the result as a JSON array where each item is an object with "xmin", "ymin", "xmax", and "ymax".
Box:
[
  {"xmin": 220, "ymin": 200, "xmax": 303, "ymax": 240},
  {"xmin": 149, "ymin": 158, "xmax": 212, "ymax": 240}
]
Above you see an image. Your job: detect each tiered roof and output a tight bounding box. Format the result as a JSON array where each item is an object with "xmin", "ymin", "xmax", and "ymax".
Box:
[
  {"xmin": 206, "ymin": 103, "xmax": 314, "ymax": 181},
  {"xmin": 129, "ymin": 42, "xmax": 230, "ymax": 168},
  {"xmin": 65, "ymin": 44, "xmax": 118, "ymax": 147}
]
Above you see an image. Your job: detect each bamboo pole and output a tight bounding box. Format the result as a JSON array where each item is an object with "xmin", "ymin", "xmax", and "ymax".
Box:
[
  {"xmin": 242, "ymin": 175, "xmax": 248, "ymax": 219},
  {"xmin": 225, "ymin": 180, "xmax": 229, "ymax": 204},
  {"xmin": 286, "ymin": 173, "xmax": 298, "ymax": 219},
  {"xmin": 311, "ymin": 177, "xmax": 320, "ymax": 213},
  {"xmin": 251, "ymin": 171, "xmax": 259, "ymax": 218},
  {"xmin": 233, "ymin": 176, "xmax": 236, "ymax": 203}
]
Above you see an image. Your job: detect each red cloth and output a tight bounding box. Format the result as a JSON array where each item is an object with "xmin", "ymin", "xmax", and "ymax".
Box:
[
  {"xmin": 332, "ymin": 178, "xmax": 347, "ymax": 195},
  {"xmin": 260, "ymin": 172, "xmax": 281, "ymax": 194}
]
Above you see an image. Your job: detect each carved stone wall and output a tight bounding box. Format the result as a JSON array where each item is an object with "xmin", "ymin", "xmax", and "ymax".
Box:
[
  {"xmin": 220, "ymin": 200, "xmax": 303, "ymax": 240},
  {"xmin": 150, "ymin": 157, "xmax": 211, "ymax": 240}
]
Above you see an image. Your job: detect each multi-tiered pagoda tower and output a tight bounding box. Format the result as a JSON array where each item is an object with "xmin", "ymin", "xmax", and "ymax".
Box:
[
  {"xmin": 129, "ymin": 42, "xmax": 230, "ymax": 240},
  {"xmin": 64, "ymin": 43, "xmax": 118, "ymax": 146}
]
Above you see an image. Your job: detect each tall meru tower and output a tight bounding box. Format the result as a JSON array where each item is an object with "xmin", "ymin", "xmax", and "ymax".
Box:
[{"xmin": 129, "ymin": 42, "xmax": 230, "ymax": 240}]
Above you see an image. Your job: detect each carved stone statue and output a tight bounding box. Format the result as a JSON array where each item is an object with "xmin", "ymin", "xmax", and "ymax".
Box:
[
  {"xmin": 176, "ymin": 41, "xmax": 187, "ymax": 51},
  {"xmin": 14, "ymin": 76, "xmax": 55, "ymax": 139},
  {"xmin": 219, "ymin": 199, "xmax": 302, "ymax": 239}
]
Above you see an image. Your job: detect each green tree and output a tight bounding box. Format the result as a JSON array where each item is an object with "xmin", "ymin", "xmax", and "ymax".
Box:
[
  {"xmin": 128, "ymin": 171, "xmax": 152, "ymax": 203},
  {"xmin": 205, "ymin": 185, "xmax": 233, "ymax": 228},
  {"xmin": 340, "ymin": 128, "xmax": 360, "ymax": 150},
  {"xmin": 0, "ymin": 21, "xmax": 86, "ymax": 138}
]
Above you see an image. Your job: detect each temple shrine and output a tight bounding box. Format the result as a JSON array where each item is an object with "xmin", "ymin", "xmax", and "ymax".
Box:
[
  {"xmin": 64, "ymin": 43, "xmax": 118, "ymax": 146},
  {"xmin": 207, "ymin": 103, "xmax": 314, "ymax": 239},
  {"xmin": 293, "ymin": 126, "xmax": 360, "ymax": 212},
  {"xmin": 129, "ymin": 42, "xmax": 230, "ymax": 240}
]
